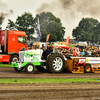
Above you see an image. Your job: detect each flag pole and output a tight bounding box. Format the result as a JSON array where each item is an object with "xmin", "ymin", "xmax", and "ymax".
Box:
[{"xmin": 37, "ymin": 18, "xmax": 41, "ymax": 41}]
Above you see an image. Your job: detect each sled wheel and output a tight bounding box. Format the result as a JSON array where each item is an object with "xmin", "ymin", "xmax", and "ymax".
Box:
[
  {"xmin": 14, "ymin": 67, "xmax": 23, "ymax": 72},
  {"xmin": 84, "ymin": 64, "xmax": 92, "ymax": 73},
  {"xmin": 25, "ymin": 63, "xmax": 34, "ymax": 74},
  {"xmin": 46, "ymin": 53, "xmax": 65, "ymax": 73}
]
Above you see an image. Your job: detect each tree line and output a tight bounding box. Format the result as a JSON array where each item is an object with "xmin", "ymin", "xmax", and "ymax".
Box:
[
  {"xmin": 3, "ymin": 12, "xmax": 65, "ymax": 42},
  {"xmin": 0, "ymin": 11, "xmax": 100, "ymax": 44},
  {"xmin": 72, "ymin": 18, "xmax": 100, "ymax": 44}
]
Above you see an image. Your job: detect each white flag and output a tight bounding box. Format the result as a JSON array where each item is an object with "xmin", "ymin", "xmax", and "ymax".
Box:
[{"xmin": 37, "ymin": 18, "xmax": 41, "ymax": 40}]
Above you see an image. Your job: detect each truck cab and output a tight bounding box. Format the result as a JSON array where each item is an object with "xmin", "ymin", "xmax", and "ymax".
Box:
[{"xmin": 0, "ymin": 30, "xmax": 28, "ymax": 63}]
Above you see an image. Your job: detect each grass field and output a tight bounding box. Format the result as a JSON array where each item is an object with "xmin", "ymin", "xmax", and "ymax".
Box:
[
  {"xmin": 0, "ymin": 78, "xmax": 100, "ymax": 84},
  {"xmin": 0, "ymin": 63, "xmax": 11, "ymax": 67}
]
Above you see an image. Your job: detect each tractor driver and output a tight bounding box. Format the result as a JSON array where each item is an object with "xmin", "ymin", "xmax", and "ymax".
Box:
[{"xmin": 42, "ymin": 43, "xmax": 53, "ymax": 60}]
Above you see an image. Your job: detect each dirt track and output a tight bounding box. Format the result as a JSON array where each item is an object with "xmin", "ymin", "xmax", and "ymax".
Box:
[
  {"xmin": 0, "ymin": 83, "xmax": 100, "ymax": 100},
  {"xmin": 0, "ymin": 67, "xmax": 100, "ymax": 100},
  {"xmin": 0, "ymin": 67, "xmax": 100, "ymax": 79}
]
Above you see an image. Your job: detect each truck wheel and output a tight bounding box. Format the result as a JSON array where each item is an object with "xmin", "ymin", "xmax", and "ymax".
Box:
[
  {"xmin": 46, "ymin": 53, "xmax": 65, "ymax": 73},
  {"xmin": 14, "ymin": 67, "xmax": 23, "ymax": 72},
  {"xmin": 2, "ymin": 62, "xmax": 9, "ymax": 64},
  {"xmin": 36, "ymin": 66, "xmax": 47, "ymax": 73},
  {"xmin": 11, "ymin": 55, "xmax": 19, "ymax": 62},
  {"xmin": 84, "ymin": 64, "xmax": 92, "ymax": 73},
  {"xmin": 25, "ymin": 63, "xmax": 34, "ymax": 74}
]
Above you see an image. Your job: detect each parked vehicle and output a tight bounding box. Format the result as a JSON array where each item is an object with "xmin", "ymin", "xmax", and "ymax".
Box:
[{"xmin": 0, "ymin": 30, "xmax": 28, "ymax": 63}]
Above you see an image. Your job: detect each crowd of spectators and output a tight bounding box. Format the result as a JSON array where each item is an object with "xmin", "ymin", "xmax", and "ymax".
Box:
[
  {"xmin": 27, "ymin": 42, "xmax": 100, "ymax": 58},
  {"xmin": 55, "ymin": 47, "xmax": 100, "ymax": 57}
]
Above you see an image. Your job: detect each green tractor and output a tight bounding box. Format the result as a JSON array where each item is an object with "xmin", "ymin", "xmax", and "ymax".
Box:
[{"xmin": 12, "ymin": 48, "xmax": 65, "ymax": 74}]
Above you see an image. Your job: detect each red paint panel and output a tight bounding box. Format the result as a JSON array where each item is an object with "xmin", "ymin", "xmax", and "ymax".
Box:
[{"xmin": 0, "ymin": 55, "xmax": 10, "ymax": 62}]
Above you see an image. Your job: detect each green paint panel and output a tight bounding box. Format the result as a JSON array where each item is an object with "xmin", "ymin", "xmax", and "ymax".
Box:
[
  {"xmin": 12, "ymin": 63, "xmax": 18, "ymax": 68},
  {"xmin": 12, "ymin": 62, "xmax": 30, "ymax": 68},
  {"xmin": 22, "ymin": 62, "xmax": 29, "ymax": 67},
  {"xmin": 21, "ymin": 62, "xmax": 34, "ymax": 67},
  {"xmin": 34, "ymin": 62, "xmax": 41, "ymax": 66},
  {"xmin": 12, "ymin": 62, "xmax": 39, "ymax": 68}
]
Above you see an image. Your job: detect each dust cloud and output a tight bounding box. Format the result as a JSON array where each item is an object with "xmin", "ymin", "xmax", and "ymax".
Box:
[{"xmin": 0, "ymin": 0, "xmax": 13, "ymax": 24}]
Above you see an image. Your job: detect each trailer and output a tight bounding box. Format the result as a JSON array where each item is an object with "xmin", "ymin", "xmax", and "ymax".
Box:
[{"xmin": 65, "ymin": 57, "xmax": 100, "ymax": 73}]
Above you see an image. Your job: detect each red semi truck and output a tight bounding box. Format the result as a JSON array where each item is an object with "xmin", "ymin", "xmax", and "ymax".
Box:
[{"xmin": 0, "ymin": 30, "xmax": 28, "ymax": 63}]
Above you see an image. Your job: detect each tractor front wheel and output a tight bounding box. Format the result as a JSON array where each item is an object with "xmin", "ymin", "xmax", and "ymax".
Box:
[{"xmin": 25, "ymin": 63, "xmax": 34, "ymax": 74}]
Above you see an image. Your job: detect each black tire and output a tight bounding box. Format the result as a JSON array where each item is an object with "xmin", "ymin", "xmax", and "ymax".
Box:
[
  {"xmin": 25, "ymin": 63, "xmax": 34, "ymax": 74},
  {"xmin": 2, "ymin": 62, "xmax": 9, "ymax": 64},
  {"xmin": 84, "ymin": 64, "xmax": 92, "ymax": 73},
  {"xmin": 46, "ymin": 53, "xmax": 65, "ymax": 73},
  {"xmin": 36, "ymin": 66, "xmax": 47, "ymax": 73},
  {"xmin": 10, "ymin": 55, "xmax": 19, "ymax": 63},
  {"xmin": 14, "ymin": 67, "xmax": 23, "ymax": 72}
]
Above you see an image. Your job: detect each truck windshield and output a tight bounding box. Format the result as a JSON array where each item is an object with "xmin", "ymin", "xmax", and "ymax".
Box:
[{"xmin": 18, "ymin": 36, "xmax": 26, "ymax": 43}]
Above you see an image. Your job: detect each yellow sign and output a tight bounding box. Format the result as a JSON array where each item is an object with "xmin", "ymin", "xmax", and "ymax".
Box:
[{"xmin": 86, "ymin": 59, "xmax": 89, "ymax": 62}]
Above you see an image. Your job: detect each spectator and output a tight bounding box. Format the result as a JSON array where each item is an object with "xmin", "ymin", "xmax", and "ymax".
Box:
[
  {"xmin": 80, "ymin": 49, "xmax": 85, "ymax": 57},
  {"xmin": 91, "ymin": 49, "xmax": 96, "ymax": 57},
  {"xmin": 56, "ymin": 48, "xmax": 60, "ymax": 53},
  {"xmin": 86, "ymin": 48, "xmax": 92, "ymax": 57},
  {"xmin": 62, "ymin": 48, "xmax": 67, "ymax": 56},
  {"xmin": 60, "ymin": 48, "xmax": 63, "ymax": 55},
  {"xmin": 73, "ymin": 49, "xmax": 77, "ymax": 57},
  {"xmin": 30, "ymin": 46, "xmax": 34, "ymax": 50},
  {"xmin": 83, "ymin": 48, "xmax": 88, "ymax": 57},
  {"xmin": 76, "ymin": 48, "xmax": 80, "ymax": 56},
  {"xmin": 98, "ymin": 50, "xmax": 100, "ymax": 57}
]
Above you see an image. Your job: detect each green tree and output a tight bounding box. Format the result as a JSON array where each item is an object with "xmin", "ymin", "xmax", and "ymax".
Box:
[
  {"xmin": 6, "ymin": 12, "xmax": 35, "ymax": 40},
  {"xmin": 72, "ymin": 18, "xmax": 100, "ymax": 43},
  {"xmin": 34, "ymin": 12, "xmax": 65, "ymax": 42},
  {"xmin": 93, "ymin": 23, "xmax": 100, "ymax": 44},
  {"xmin": 6, "ymin": 19, "xmax": 16, "ymax": 30}
]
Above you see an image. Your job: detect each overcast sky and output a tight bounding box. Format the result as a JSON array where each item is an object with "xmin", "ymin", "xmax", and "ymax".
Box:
[{"xmin": 1, "ymin": 0, "xmax": 100, "ymax": 39}]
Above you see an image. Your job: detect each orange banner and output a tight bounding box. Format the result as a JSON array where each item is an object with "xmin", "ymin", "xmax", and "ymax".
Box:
[
  {"xmin": 46, "ymin": 34, "xmax": 50, "ymax": 43},
  {"xmin": 66, "ymin": 36, "xmax": 70, "ymax": 46}
]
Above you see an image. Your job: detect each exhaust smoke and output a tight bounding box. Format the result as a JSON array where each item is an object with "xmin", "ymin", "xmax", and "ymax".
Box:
[{"xmin": 0, "ymin": 0, "xmax": 13, "ymax": 25}]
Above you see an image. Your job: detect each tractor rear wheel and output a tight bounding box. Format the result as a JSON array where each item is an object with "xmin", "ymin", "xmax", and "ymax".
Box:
[
  {"xmin": 84, "ymin": 64, "xmax": 92, "ymax": 73},
  {"xmin": 46, "ymin": 53, "xmax": 65, "ymax": 73}
]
